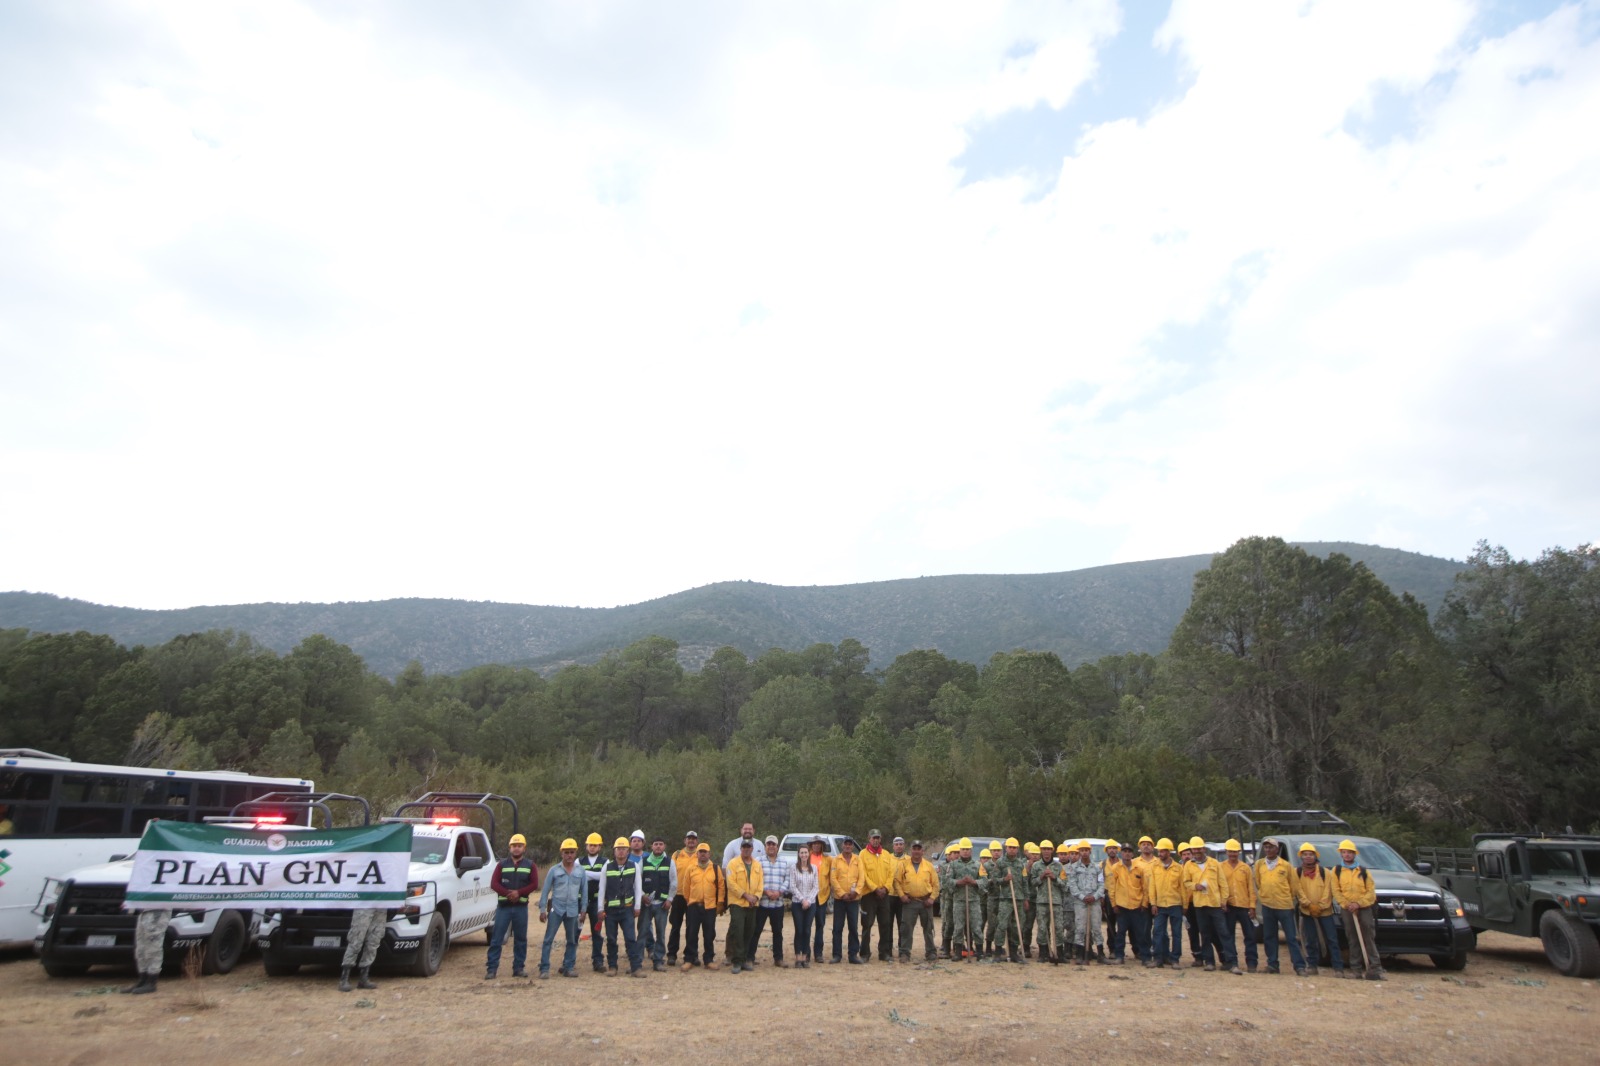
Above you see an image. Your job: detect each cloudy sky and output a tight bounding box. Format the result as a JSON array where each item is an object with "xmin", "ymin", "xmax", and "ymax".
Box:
[{"xmin": 2, "ymin": 1, "xmax": 1596, "ymax": 611}]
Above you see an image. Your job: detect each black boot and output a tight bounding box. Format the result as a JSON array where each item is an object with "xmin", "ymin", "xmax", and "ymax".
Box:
[
  {"xmin": 1096, "ymin": 945, "xmax": 1106, "ymax": 962},
  {"xmin": 122, "ymin": 974, "xmax": 155, "ymax": 995},
  {"xmin": 339, "ymin": 967, "xmax": 353, "ymax": 992},
  {"xmin": 357, "ymin": 967, "xmax": 377, "ymax": 990}
]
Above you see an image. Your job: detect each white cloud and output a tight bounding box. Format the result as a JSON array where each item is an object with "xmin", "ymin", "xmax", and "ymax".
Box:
[{"xmin": 1, "ymin": 0, "xmax": 1595, "ymax": 611}]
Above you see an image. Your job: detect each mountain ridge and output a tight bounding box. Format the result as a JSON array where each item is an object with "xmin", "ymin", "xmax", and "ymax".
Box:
[{"xmin": 0, "ymin": 541, "xmax": 1464, "ymax": 677}]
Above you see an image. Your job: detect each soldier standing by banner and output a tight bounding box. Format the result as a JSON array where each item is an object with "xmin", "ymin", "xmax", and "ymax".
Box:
[
  {"xmin": 339, "ymin": 908, "xmax": 384, "ymax": 992},
  {"xmin": 121, "ymin": 907, "xmax": 170, "ymax": 995}
]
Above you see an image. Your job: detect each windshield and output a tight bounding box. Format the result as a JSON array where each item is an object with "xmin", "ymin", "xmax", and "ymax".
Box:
[
  {"xmin": 411, "ymin": 838, "xmax": 450, "ymax": 865},
  {"xmin": 1296, "ymin": 839, "xmax": 1413, "ymax": 872}
]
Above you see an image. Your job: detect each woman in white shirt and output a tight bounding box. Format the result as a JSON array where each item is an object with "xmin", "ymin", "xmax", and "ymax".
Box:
[{"xmin": 789, "ymin": 848, "xmax": 820, "ymax": 968}]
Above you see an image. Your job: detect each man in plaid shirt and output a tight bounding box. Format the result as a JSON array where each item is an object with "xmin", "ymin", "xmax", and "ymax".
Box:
[{"xmin": 748, "ymin": 834, "xmax": 793, "ymax": 967}]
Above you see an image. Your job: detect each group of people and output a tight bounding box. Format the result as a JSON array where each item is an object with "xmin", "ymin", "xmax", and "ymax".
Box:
[{"xmin": 483, "ymin": 824, "xmax": 1388, "ymax": 983}]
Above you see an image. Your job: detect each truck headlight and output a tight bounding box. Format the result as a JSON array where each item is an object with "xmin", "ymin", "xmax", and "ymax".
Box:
[
  {"xmin": 402, "ymin": 882, "xmax": 428, "ymax": 917},
  {"xmin": 1442, "ymin": 891, "xmax": 1465, "ymax": 918}
]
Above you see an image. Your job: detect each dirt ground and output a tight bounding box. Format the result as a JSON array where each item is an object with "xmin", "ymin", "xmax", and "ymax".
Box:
[{"xmin": 6, "ymin": 930, "xmax": 1597, "ymax": 1065}]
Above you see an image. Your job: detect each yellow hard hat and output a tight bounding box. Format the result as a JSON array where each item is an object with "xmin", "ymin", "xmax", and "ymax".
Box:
[
  {"xmin": 958, "ymin": 837, "xmax": 973, "ymax": 849},
  {"xmin": 586, "ymin": 832, "xmax": 603, "ymax": 846},
  {"xmin": 1156, "ymin": 838, "xmax": 1175, "ymax": 851},
  {"xmin": 1338, "ymin": 839, "xmax": 1358, "ymax": 853},
  {"xmin": 1104, "ymin": 839, "xmax": 1121, "ymax": 850},
  {"xmin": 1024, "ymin": 842, "xmax": 1040, "ymax": 854},
  {"xmin": 945, "ymin": 843, "xmax": 958, "ymax": 855},
  {"xmin": 1138, "ymin": 835, "xmax": 1154, "ymax": 845},
  {"xmin": 1299, "ymin": 842, "xmax": 1319, "ymax": 854},
  {"xmin": 508, "ymin": 833, "xmax": 527, "ymax": 846},
  {"xmin": 1076, "ymin": 839, "xmax": 1091, "ymax": 850},
  {"xmin": 1225, "ymin": 839, "xmax": 1242, "ymax": 852},
  {"xmin": 1005, "ymin": 836, "xmax": 1020, "ymax": 848},
  {"xmin": 612, "ymin": 836, "xmax": 630, "ymax": 849},
  {"xmin": 559, "ymin": 837, "xmax": 578, "ymax": 850},
  {"xmin": 1189, "ymin": 837, "xmax": 1206, "ymax": 850},
  {"xmin": 1039, "ymin": 839, "xmax": 1055, "ymax": 851},
  {"xmin": 980, "ymin": 848, "xmax": 992, "ymax": 859}
]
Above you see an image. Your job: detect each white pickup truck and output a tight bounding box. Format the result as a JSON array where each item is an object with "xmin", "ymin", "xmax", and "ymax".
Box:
[
  {"xmin": 257, "ymin": 791, "xmax": 515, "ymax": 978},
  {"xmin": 34, "ymin": 857, "xmax": 254, "ymax": 977}
]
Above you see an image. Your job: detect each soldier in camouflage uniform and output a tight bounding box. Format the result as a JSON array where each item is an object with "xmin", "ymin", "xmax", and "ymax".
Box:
[
  {"xmin": 944, "ymin": 840, "xmax": 982, "ymax": 961},
  {"xmin": 1019, "ymin": 843, "xmax": 1038, "ymax": 957},
  {"xmin": 1030, "ymin": 842, "xmax": 1069, "ymax": 962},
  {"xmin": 1064, "ymin": 841, "xmax": 1106, "ymax": 964},
  {"xmin": 981, "ymin": 838, "xmax": 1027, "ymax": 963},
  {"xmin": 982, "ymin": 840, "xmax": 1005, "ymax": 956},
  {"xmin": 121, "ymin": 907, "xmax": 171, "ymax": 995},
  {"xmin": 339, "ymin": 907, "xmax": 385, "ymax": 992},
  {"xmin": 939, "ymin": 843, "xmax": 957, "ymax": 958}
]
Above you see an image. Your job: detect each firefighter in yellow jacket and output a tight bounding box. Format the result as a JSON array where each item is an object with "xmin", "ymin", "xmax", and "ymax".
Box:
[
  {"xmin": 1147, "ymin": 838, "xmax": 1189, "ymax": 967},
  {"xmin": 1295, "ymin": 842, "xmax": 1344, "ymax": 976},
  {"xmin": 1183, "ymin": 836, "xmax": 1239, "ymax": 973},
  {"xmin": 1221, "ymin": 839, "xmax": 1259, "ymax": 972},
  {"xmin": 724, "ymin": 838, "xmax": 763, "ymax": 974},
  {"xmin": 1253, "ymin": 837, "xmax": 1307, "ymax": 975},
  {"xmin": 680, "ymin": 842, "xmax": 725, "ymax": 971},
  {"xmin": 1333, "ymin": 839, "xmax": 1385, "ymax": 981}
]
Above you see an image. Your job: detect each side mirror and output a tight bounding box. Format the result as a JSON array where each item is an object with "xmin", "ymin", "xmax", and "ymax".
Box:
[
  {"xmin": 1413, "ymin": 861, "xmax": 1433, "ymax": 876},
  {"xmin": 458, "ymin": 855, "xmax": 486, "ymax": 873}
]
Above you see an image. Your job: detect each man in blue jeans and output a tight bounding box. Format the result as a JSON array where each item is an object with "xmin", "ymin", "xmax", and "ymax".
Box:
[
  {"xmin": 537, "ymin": 838, "xmax": 589, "ymax": 979},
  {"xmin": 830, "ymin": 837, "xmax": 863, "ymax": 963},
  {"xmin": 486, "ymin": 833, "xmax": 538, "ymax": 979},
  {"xmin": 638, "ymin": 834, "xmax": 674, "ymax": 972}
]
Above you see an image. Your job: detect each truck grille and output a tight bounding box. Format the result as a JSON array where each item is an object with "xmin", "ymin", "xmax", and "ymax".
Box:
[
  {"xmin": 1377, "ymin": 892, "xmax": 1444, "ymax": 923},
  {"xmin": 63, "ymin": 883, "xmax": 128, "ymax": 917}
]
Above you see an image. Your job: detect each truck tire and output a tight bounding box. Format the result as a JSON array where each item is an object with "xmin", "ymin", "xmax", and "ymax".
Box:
[
  {"xmin": 201, "ymin": 911, "xmax": 248, "ymax": 975},
  {"xmin": 262, "ymin": 958, "xmax": 300, "ymax": 977},
  {"xmin": 41, "ymin": 960, "xmax": 89, "ymax": 978},
  {"xmin": 411, "ymin": 912, "xmax": 448, "ymax": 977},
  {"xmin": 1432, "ymin": 946, "xmax": 1469, "ymax": 970},
  {"xmin": 1540, "ymin": 909, "xmax": 1600, "ymax": 978}
]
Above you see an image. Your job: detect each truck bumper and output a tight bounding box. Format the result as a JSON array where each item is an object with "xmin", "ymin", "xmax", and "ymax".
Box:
[{"xmin": 258, "ymin": 911, "xmax": 430, "ymax": 969}]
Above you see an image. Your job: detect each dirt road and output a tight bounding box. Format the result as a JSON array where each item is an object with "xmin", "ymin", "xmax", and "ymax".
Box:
[{"xmin": 7, "ymin": 931, "xmax": 1596, "ymax": 1064}]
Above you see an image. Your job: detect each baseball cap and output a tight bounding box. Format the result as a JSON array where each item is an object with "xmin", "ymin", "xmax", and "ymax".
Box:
[
  {"xmin": 764, "ymin": 834, "xmax": 779, "ymax": 845},
  {"xmin": 684, "ymin": 829, "xmax": 698, "ymax": 838}
]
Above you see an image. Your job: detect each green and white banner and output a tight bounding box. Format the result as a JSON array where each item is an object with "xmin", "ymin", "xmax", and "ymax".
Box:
[{"xmin": 125, "ymin": 821, "xmax": 413, "ymax": 908}]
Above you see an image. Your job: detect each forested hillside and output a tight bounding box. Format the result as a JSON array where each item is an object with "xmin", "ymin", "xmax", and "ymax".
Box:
[
  {"xmin": 3, "ymin": 540, "xmax": 1593, "ymax": 853},
  {"xmin": 0, "ymin": 541, "xmax": 1462, "ymax": 677}
]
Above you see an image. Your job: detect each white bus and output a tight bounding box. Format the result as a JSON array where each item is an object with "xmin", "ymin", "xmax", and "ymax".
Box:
[{"xmin": 0, "ymin": 748, "xmax": 313, "ymax": 948}]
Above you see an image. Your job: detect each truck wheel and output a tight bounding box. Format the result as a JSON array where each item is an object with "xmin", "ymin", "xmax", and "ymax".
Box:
[
  {"xmin": 411, "ymin": 912, "xmax": 448, "ymax": 977},
  {"xmin": 201, "ymin": 911, "xmax": 249, "ymax": 975},
  {"xmin": 262, "ymin": 959, "xmax": 300, "ymax": 977},
  {"xmin": 1432, "ymin": 946, "xmax": 1469, "ymax": 971},
  {"xmin": 41, "ymin": 960, "xmax": 89, "ymax": 978},
  {"xmin": 1540, "ymin": 910, "xmax": 1600, "ymax": 978}
]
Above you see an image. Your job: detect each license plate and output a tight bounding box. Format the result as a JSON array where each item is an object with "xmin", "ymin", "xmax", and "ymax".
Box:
[
  {"xmin": 86, "ymin": 934, "xmax": 116, "ymax": 948},
  {"xmin": 313, "ymin": 936, "xmax": 342, "ymax": 949}
]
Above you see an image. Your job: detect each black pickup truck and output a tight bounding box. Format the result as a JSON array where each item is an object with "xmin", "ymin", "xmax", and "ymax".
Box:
[{"xmin": 1227, "ymin": 810, "xmax": 1475, "ymax": 969}]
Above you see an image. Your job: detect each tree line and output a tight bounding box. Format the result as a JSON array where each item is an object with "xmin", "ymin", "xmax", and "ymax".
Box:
[{"xmin": 1, "ymin": 538, "xmax": 1594, "ymax": 853}]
